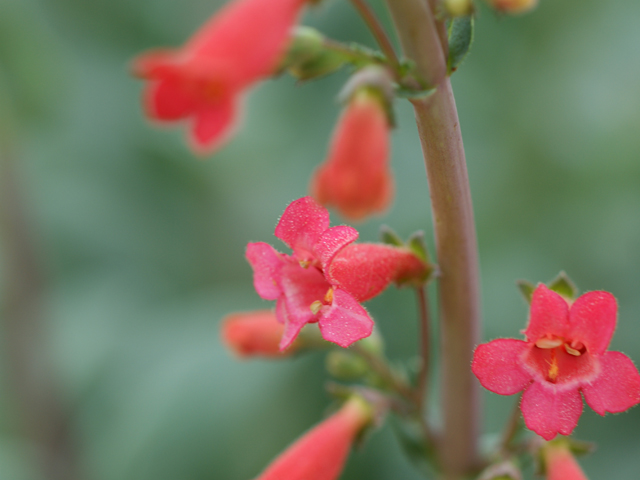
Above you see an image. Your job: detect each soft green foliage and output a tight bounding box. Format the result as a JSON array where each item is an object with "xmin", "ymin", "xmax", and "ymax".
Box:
[{"xmin": 0, "ymin": 0, "xmax": 640, "ymax": 479}]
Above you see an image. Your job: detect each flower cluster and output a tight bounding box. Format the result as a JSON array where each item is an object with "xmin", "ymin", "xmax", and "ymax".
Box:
[
  {"xmin": 472, "ymin": 284, "xmax": 640, "ymax": 440},
  {"xmin": 246, "ymin": 196, "xmax": 428, "ymax": 350}
]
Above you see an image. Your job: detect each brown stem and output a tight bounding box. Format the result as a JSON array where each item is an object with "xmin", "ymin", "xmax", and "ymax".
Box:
[
  {"xmin": 0, "ymin": 140, "xmax": 83, "ymax": 480},
  {"xmin": 349, "ymin": 0, "xmax": 401, "ymax": 72},
  {"xmin": 415, "ymin": 286, "xmax": 431, "ymax": 409},
  {"xmin": 384, "ymin": 0, "xmax": 481, "ymax": 478}
]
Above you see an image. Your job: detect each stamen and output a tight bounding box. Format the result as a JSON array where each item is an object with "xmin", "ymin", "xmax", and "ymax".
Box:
[
  {"xmin": 547, "ymin": 350, "xmax": 559, "ymax": 382},
  {"xmin": 536, "ymin": 337, "xmax": 563, "ymax": 349},
  {"xmin": 324, "ymin": 288, "xmax": 334, "ymax": 304},
  {"xmin": 310, "ymin": 300, "xmax": 323, "ymax": 315},
  {"xmin": 564, "ymin": 343, "xmax": 582, "ymax": 356},
  {"xmin": 299, "ymin": 260, "xmax": 311, "ymax": 269}
]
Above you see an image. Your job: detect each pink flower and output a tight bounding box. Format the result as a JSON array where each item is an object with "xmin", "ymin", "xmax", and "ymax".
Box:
[
  {"xmin": 132, "ymin": 0, "xmax": 307, "ymax": 154},
  {"xmin": 472, "ymin": 284, "xmax": 640, "ymax": 440},
  {"xmin": 254, "ymin": 396, "xmax": 372, "ymax": 480},
  {"xmin": 246, "ymin": 196, "xmax": 427, "ymax": 350},
  {"xmin": 543, "ymin": 443, "xmax": 589, "ymax": 480},
  {"xmin": 311, "ymin": 89, "xmax": 393, "ymax": 221},
  {"xmin": 221, "ymin": 310, "xmax": 290, "ymax": 358}
]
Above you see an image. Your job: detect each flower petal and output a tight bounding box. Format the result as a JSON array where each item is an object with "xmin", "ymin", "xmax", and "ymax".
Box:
[
  {"xmin": 520, "ymin": 381, "xmax": 583, "ymax": 440},
  {"xmin": 582, "ymin": 351, "xmax": 640, "ymax": 415},
  {"xmin": 524, "ymin": 284, "xmax": 569, "ymax": 343},
  {"xmin": 145, "ymin": 78, "xmax": 196, "ymax": 121},
  {"xmin": 318, "ymin": 289, "xmax": 373, "ymax": 348},
  {"xmin": 246, "ymin": 242, "xmax": 285, "ymax": 300},
  {"xmin": 568, "ymin": 291, "xmax": 617, "ymax": 355},
  {"xmin": 189, "ymin": 94, "xmax": 241, "ymax": 154},
  {"xmin": 313, "ymin": 225, "xmax": 359, "ymax": 271},
  {"xmin": 327, "ymin": 243, "xmax": 427, "ymax": 302},
  {"xmin": 274, "ymin": 197, "xmax": 330, "ymax": 260},
  {"xmin": 471, "ymin": 339, "xmax": 532, "ymax": 395}
]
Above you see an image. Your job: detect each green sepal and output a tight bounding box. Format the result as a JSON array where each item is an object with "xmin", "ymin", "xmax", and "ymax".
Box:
[
  {"xmin": 548, "ymin": 271, "xmax": 579, "ymax": 300},
  {"xmin": 407, "ymin": 231, "xmax": 430, "ymax": 264},
  {"xmin": 447, "ymin": 16, "xmax": 474, "ymax": 74},
  {"xmin": 394, "ymin": 86, "xmax": 436, "ymax": 100},
  {"xmin": 281, "ymin": 27, "xmax": 347, "ymax": 81},
  {"xmin": 380, "ymin": 225, "xmax": 404, "ymax": 247},
  {"xmin": 516, "ymin": 279, "xmax": 536, "ymax": 304}
]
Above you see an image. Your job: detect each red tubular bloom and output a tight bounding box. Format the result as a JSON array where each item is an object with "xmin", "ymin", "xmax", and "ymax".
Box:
[
  {"xmin": 246, "ymin": 196, "xmax": 428, "ymax": 350},
  {"xmin": 132, "ymin": 0, "xmax": 307, "ymax": 154},
  {"xmin": 311, "ymin": 90, "xmax": 393, "ymax": 221},
  {"xmin": 254, "ymin": 397, "xmax": 371, "ymax": 480},
  {"xmin": 221, "ymin": 310, "xmax": 290, "ymax": 358},
  {"xmin": 472, "ymin": 284, "xmax": 640, "ymax": 440},
  {"xmin": 544, "ymin": 444, "xmax": 589, "ymax": 480}
]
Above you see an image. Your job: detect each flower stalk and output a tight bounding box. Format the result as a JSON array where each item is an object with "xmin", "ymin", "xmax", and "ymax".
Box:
[{"xmin": 383, "ymin": 0, "xmax": 482, "ymax": 477}]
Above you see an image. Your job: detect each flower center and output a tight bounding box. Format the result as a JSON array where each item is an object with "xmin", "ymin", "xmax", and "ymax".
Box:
[
  {"xmin": 524, "ymin": 336, "xmax": 596, "ymax": 385},
  {"xmin": 309, "ymin": 288, "xmax": 335, "ymax": 315}
]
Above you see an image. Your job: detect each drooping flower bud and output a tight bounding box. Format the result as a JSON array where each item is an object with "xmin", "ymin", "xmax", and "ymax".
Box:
[
  {"xmin": 254, "ymin": 396, "xmax": 373, "ymax": 480},
  {"xmin": 543, "ymin": 443, "xmax": 589, "ymax": 480},
  {"xmin": 132, "ymin": 0, "xmax": 309, "ymax": 154},
  {"xmin": 221, "ymin": 310, "xmax": 292, "ymax": 357},
  {"xmin": 310, "ymin": 66, "xmax": 395, "ymax": 221},
  {"xmin": 485, "ymin": 0, "xmax": 537, "ymax": 14}
]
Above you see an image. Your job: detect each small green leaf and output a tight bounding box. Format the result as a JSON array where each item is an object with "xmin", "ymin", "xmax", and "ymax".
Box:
[
  {"xmin": 447, "ymin": 16, "xmax": 474, "ymax": 74},
  {"xmin": 547, "ymin": 271, "xmax": 578, "ymax": 300},
  {"xmin": 516, "ymin": 280, "xmax": 536, "ymax": 304},
  {"xmin": 407, "ymin": 231, "xmax": 430, "ymax": 264},
  {"xmin": 379, "ymin": 225, "xmax": 404, "ymax": 247}
]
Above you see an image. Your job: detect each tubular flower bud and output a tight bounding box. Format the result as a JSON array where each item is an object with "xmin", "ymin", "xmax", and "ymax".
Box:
[
  {"xmin": 132, "ymin": 0, "xmax": 308, "ymax": 154},
  {"xmin": 486, "ymin": 0, "xmax": 537, "ymax": 14},
  {"xmin": 311, "ymin": 88, "xmax": 393, "ymax": 221},
  {"xmin": 472, "ymin": 284, "xmax": 640, "ymax": 440},
  {"xmin": 254, "ymin": 396, "xmax": 372, "ymax": 480},
  {"xmin": 221, "ymin": 310, "xmax": 291, "ymax": 358},
  {"xmin": 543, "ymin": 443, "xmax": 589, "ymax": 480}
]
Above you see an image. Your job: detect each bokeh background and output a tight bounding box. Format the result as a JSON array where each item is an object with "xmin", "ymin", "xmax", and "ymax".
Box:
[{"xmin": 1, "ymin": 0, "xmax": 639, "ymax": 478}]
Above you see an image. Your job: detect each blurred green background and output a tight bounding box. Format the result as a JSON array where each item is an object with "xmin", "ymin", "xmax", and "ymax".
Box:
[{"xmin": 0, "ymin": 0, "xmax": 639, "ymax": 478}]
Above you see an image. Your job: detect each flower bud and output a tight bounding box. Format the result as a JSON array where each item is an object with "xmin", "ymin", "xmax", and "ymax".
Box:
[
  {"xmin": 543, "ymin": 443, "xmax": 589, "ymax": 480},
  {"xmin": 486, "ymin": 0, "xmax": 537, "ymax": 14},
  {"xmin": 221, "ymin": 310, "xmax": 292, "ymax": 358},
  {"xmin": 283, "ymin": 27, "xmax": 347, "ymax": 81},
  {"xmin": 444, "ymin": 0, "xmax": 475, "ymax": 17},
  {"xmin": 326, "ymin": 350, "xmax": 370, "ymax": 380},
  {"xmin": 254, "ymin": 396, "xmax": 373, "ymax": 480}
]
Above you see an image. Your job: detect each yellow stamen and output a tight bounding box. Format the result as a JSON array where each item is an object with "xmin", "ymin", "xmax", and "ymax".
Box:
[
  {"xmin": 564, "ymin": 343, "xmax": 582, "ymax": 356},
  {"xmin": 547, "ymin": 350, "xmax": 559, "ymax": 382},
  {"xmin": 299, "ymin": 260, "xmax": 311, "ymax": 269},
  {"xmin": 324, "ymin": 288, "xmax": 334, "ymax": 304},
  {"xmin": 536, "ymin": 337, "xmax": 563, "ymax": 349},
  {"xmin": 310, "ymin": 300, "xmax": 323, "ymax": 315}
]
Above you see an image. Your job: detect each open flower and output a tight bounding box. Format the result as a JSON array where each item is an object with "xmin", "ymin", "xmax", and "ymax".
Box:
[
  {"xmin": 132, "ymin": 0, "xmax": 308, "ymax": 154},
  {"xmin": 254, "ymin": 396, "xmax": 372, "ymax": 480},
  {"xmin": 472, "ymin": 284, "xmax": 640, "ymax": 440},
  {"xmin": 543, "ymin": 443, "xmax": 589, "ymax": 480},
  {"xmin": 311, "ymin": 87, "xmax": 393, "ymax": 221},
  {"xmin": 246, "ymin": 196, "xmax": 428, "ymax": 350}
]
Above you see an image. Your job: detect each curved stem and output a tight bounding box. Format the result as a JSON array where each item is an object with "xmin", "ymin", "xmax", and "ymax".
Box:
[
  {"xmin": 384, "ymin": 0, "xmax": 481, "ymax": 478},
  {"xmin": 349, "ymin": 0, "xmax": 401, "ymax": 71}
]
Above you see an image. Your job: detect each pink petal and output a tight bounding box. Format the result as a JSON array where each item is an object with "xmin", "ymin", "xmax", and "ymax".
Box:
[
  {"xmin": 524, "ymin": 284, "xmax": 569, "ymax": 343},
  {"xmin": 582, "ymin": 351, "xmax": 640, "ymax": 415},
  {"xmin": 520, "ymin": 381, "xmax": 583, "ymax": 440},
  {"xmin": 568, "ymin": 291, "xmax": 617, "ymax": 355},
  {"xmin": 327, "ymin": 243, "xmax": 426, "ymax": 302},
  {"xmin": 279, "ymin": 306, "xmax": 308, "ymax": 351},
  {"xmin": 189, "ymin": 94, "xmax": 241, "ymax": 154},
  {"xmin": 314, "ymin": 226, "xmax": 359, "ymax": 271},
  {"xmin": 246, "ymin": 242, "xmax": 285, "ymax": 300},
  {"xmin": 471, "ymin": 339, "xmax": 532, "ymax": 395},
  {"xmin": 145, "ymin": 78, "xmax": 196, "ymax": 121},
  {"xmin": 274, "ymin": 197, "xmax": 331, "ymax": 260},
  {"xmin": 318, "ymin": 289, "xmax": 373, "ymax": 347},
  {"xmin": 310, "ymin": 91, "xmax": 393, "ymax": 221},
  {"xmin": 131, "ymin": 49, "xmax": 180, "ymax": 78},
  {"xmin": 186, "ymin": 0, "xmax": 307, "ymax": 81}
]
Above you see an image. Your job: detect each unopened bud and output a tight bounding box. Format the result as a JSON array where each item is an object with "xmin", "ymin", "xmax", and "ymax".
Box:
[
  {"xmin": 221, "ymin": 310, "xmax": 291, "ymax": 358},
  {"xmin": 282, "ymin": 27, "xmax": 347, "ymax": 81},
  {"xmin": 326, "ymin": 351, "xmax": 370, "ymax": 380},
  {"xmin": 444, "ymin": 0, "xmax": 475, "ymax": 17}
]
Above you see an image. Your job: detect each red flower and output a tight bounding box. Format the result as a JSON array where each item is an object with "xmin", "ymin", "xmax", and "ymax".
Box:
[
  {"xmin": 543, "ymin": 443, "xmax": 589, "ymax": 480},
  {"xmin": 311, "ymin": 89, "xmax": 393, "ymax": 221},
  {"xmin": 221, "ymin": 310, "xmax": 290, "ymax": 358},
  {"xmin": 254, "ymin": 396, "xmax": 372, "ymax": 480},
  {"xmin": 132, "ymin": 0, "xmax": 307, "ymax": 154},
  {"xmin": 246, "ymin": 196, "xmax": 427, "ymax": 350},
  {"xmin": 472, "ymin": 284, "xmax": 640, "ymax": 440}
]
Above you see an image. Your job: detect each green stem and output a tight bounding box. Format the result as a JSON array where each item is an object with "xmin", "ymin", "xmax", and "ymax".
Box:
[{"xmin": 383, "ymin": 0, "xmax": 482, "ymax": 478}]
